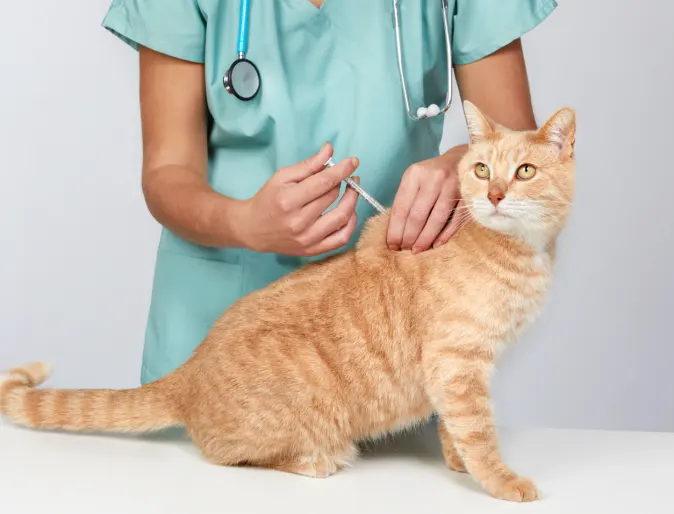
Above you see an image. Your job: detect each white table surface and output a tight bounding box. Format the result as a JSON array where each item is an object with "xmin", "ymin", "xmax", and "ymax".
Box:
[{"xmin": 1, "ymin": 418, "xmax": 672, "ymax": 513}]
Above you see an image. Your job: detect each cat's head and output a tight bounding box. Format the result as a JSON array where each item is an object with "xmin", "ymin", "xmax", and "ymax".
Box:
[{"xmin": 458, "ymin": 101, "xmax": 576, "ymax": 245}]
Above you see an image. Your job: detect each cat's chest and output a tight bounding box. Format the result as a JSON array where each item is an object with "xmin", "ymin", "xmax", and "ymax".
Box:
[
  {"xmin": 442, "ymin": 251, "xmax": 553, "ymax": 342},
  {"xmin": 494, "ymin": 254, "xmax": 553, "ymax": 340}
]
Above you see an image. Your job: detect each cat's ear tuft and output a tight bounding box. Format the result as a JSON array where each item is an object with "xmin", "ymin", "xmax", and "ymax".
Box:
[
  {"xmin": 538, "ymin": 107, "xmax": 576, "ymax": 158},
  {"xmin": 463, "ymin": 100, "xmax": 497, "ymax": 144}
]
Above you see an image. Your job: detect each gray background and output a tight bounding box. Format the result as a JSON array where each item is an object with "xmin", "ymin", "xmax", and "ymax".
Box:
[{"xmin": 1, "ymin": 1, "xmax": 672, "ymax": 432}]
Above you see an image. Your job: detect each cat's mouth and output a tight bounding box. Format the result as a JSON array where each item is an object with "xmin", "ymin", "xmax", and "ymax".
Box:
[{"xmin": 489, "ymin": 211, "xmax": 513, "ymax": 221}]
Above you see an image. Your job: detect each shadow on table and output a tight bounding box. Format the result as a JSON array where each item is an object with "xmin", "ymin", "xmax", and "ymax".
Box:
[
  {"xmin": 358, "ymin": 418, "xmax": 444, "ymax": 463},
  {"xmin": 136, "ymin": 417, "xmax": 446, "ymax": 463}
]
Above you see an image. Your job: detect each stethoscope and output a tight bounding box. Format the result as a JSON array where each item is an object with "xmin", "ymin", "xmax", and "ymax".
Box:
[
  {"xmin": 393, "ymin": 0, "xmax": 454, "ymax": 120},
  {"xmin": 223, "ymin": 0, "xmax": 261, "ymax": 101},
  {"xmin": 224, "ymin": 0, "xmax": 454, "ymax": 121}
]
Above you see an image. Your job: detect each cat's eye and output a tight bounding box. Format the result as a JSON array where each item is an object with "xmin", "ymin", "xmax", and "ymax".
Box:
[
  {"xmin": 516, "ymin": 164, "xmax": 537, "ymax": 181},
  {"xmin": 474, "ymin": 163, "xmax": 490, "ymax": 180}
]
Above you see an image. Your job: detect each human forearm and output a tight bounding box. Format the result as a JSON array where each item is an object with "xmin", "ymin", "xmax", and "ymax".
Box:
[
  {"xmin": 142, "ymin": 165, "xmax": 247, "ymax": 248},
  {"xmin": 137, "ymin": 48, "xmax": 245, "ymax": 249},
  {"xmin": 455, "ymin": 39, "xmax": 537, "ymax": 131}
]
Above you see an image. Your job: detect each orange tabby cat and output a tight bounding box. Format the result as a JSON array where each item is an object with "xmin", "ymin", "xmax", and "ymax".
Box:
[{"xmin": 0, "ymin": 101, "xmax": 575, "ymax": 502}]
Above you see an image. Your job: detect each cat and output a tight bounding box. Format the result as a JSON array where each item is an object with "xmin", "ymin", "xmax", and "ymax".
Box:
[{"xmin": 0, "ymin": 101, "xmax": 575, "ymax": 502}]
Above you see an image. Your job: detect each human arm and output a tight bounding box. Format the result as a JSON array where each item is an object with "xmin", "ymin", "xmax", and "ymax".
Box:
[
  {"xmin": 139, "ymin": 47, "xmax": 359, "ymax": 255},
  {"xmin": 139, "ymin": 46, "xmax": 239, "ymax": 248},
  {"xmin": 455, "ymin": 38, "xmax": 537, "ymax": 131},
  {"xmin": 386, "ymin": 38, "xmax": 538, "ymax": 253}
]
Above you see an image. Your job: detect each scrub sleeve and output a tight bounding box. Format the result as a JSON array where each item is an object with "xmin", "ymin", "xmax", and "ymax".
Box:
[
  {"xmin": 101, "ymin": 0, "xmax": 557, "ymax": 385},
  {"xmin": 452, "ymin": 0, "xmax": 558, "ymax": 65},
  {"xmin": 102, "ymin": 0, "xmax": 205, "ymax": 63}
]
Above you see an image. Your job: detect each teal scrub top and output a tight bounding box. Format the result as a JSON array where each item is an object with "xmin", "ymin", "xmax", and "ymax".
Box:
[{"xmin": 102, "ymin": 0, "xmax": 557, "ymax": 385}]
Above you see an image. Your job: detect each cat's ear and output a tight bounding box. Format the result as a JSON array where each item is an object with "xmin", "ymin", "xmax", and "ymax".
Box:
[
  {"xmin": 463, "ymin": 100, "xmax": 498, "ymax": 144},
  {"xmin": 537, "ymin": 107, "xmax": 576, "ymax": 159}
]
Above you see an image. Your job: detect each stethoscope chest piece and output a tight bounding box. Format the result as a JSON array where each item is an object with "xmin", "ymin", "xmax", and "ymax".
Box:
[
  {"xmin": 224, "ymin": 58, "xmax": 261, "ymax": 101},
  {"xmin": 224, "ymin": 0, "xmax": 260, "ymax": 101}
]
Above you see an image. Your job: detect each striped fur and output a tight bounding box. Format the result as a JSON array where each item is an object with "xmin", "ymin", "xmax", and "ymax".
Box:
[
  {"xmin": 0, "ymin": 102, "xmax": 575, "ymax": 502},
  {"xmin": 0, "ymin": 363, "xmax": 180, "ymax": 433}
]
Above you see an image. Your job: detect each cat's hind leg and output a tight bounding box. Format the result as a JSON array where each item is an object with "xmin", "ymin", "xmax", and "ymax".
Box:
[
  {"xmin": 263, "ymin": 443, "xmax": 358, "ymax": 478},
  {"xmin": 191, "ymin": 424, "xmax": 358, "ymax": 479}
]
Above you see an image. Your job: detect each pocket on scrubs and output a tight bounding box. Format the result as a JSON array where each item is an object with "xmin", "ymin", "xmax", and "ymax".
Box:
[{"xmin": 141, "ymin": 247, "xmax": 245, "ymax": 384}]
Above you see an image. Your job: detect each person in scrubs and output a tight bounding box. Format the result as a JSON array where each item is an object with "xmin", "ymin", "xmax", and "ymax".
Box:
[{"xmin": 101, "ymin": 0, "xmax": 557, "ymax": 385}]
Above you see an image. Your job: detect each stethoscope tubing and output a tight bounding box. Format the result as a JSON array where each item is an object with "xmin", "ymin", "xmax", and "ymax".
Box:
[
  {"xmin": 228, "ymin": 0, "xmax": 453, "ymax": 116},
  {"xmin": 237, "ymin": 0, "xmax": 250, "ymax": 59},
  {"xmin": 393, "ymin": 0, "xmax": 454, "ymax": 120}
]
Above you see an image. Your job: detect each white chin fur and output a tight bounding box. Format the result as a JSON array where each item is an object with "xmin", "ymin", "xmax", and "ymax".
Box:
[{"xmin": 471, "ymin": 198, "xmax": 549, "ymax": 242}]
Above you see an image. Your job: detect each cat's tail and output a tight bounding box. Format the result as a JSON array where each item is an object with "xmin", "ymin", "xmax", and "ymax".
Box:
[{"xmin": 0, "ymin": 362, "xmax": 182, "ymax": 433}]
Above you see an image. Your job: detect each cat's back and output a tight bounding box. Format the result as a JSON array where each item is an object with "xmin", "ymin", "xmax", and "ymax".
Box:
[{"xmin": 186, "ymin": 215, "xmax": 428, "ymax": 433}]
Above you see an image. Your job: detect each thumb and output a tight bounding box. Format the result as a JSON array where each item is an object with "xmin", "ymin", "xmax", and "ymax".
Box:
[{"xmin": 289, "ymin": 142, "xmax": 334, "ymax": 181}]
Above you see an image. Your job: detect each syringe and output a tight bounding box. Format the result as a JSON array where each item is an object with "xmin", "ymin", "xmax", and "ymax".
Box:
[{"xmin": 324, "ymin": 158, "xmax": 386, "ymax": 214}]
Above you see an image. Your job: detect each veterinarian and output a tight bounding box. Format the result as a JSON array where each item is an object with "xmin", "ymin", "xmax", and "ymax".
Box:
[{"xmin": 102, "ymin": 0, "xmax": 557, "ymax": 384}]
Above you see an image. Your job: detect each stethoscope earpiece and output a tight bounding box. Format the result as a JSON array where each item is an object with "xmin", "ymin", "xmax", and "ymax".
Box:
[
  {"xmin": 416, "ymin": 104, "xmax": 441, "ymax": 120},
  {"xmin": 426, "ymin": 104, "xmax": 441, "ymax": 117}
]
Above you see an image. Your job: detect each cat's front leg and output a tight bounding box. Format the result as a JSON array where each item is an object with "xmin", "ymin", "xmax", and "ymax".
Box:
[
  {"xmin": 437, "ymin": 422, "xmax": 467, "ymax": 473},
  {"xmin": 426, "ymin": 353, "xmax": 539, "ymax": 502}
]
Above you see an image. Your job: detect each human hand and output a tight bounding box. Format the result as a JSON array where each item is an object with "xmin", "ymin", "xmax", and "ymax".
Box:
[
  {"xmin": 387, "ymin": 145, "xmax": 467, "ymax": 254},
  {"xmin": 238, "ymin": 143, "xmax": 360, "ymax": 256}
]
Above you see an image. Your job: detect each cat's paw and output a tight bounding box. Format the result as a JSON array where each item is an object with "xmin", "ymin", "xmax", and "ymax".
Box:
[
  {"xmin": 439, "ymin": 436, "xmax": 468, "ymax": 473},
  {"xmin": 488, "ymin": 476, "xmax": 540, "ymax": 502},
  {"xmin": 445, "ymin": 454, "xmax": 468, "ymax": 473}
]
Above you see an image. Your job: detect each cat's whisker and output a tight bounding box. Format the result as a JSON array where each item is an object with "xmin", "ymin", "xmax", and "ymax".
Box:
[
  {"xmin": 447, "ymin": 211, "xmax": 475, "ymax": 226},
  {"xmin": 456, "ymin": 218, "xmax": 474, "ymax": 229},
  {"xmin": 452, "ymin": 209, "xmax": 475, "ymax": 219},
  {"xmin": 449, "ymin": 218, "xmax": 472, "ymax": 231},
  {"xmin": 450, "ymin": 217, "xmax": 470, "ymax": 228},
  {"xmin": 534, "ymin": 200, "xmax": 570, "ymax": 204},
  {"xmin": 448, "ymin": 211, "xmax": 475, "ymax": 233}
]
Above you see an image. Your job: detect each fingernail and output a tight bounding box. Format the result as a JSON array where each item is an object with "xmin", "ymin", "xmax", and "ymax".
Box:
[
  {"xmin": 351, "ymin": 157, "xmax": 359, "ymax": 167},
  {"xmin": 412, "ymin": 247, "xmax": 420, "ymax": 255}
]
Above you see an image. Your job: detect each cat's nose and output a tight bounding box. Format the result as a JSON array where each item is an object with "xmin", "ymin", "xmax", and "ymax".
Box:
[{"xmin": 488, "ymin": 188, "xmax": 505, "ymax": 207}]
